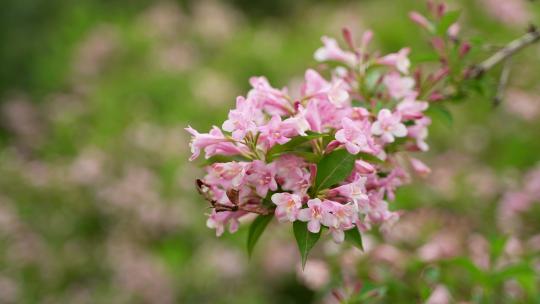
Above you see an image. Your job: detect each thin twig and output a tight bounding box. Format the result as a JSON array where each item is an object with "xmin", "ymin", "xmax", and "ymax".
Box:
[
  {"xmin": 493, "ymin": 58, "xmax": 512, "ymax": 107},
  {"xmin": 470, "ymin": 26, "xmax": 540, "ymax": 78}
]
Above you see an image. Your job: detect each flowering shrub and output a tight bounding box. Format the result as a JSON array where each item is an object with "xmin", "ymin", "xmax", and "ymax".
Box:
[{"xmin": 186, "ymin": 1, "xmax": 538, "ymax": 265}]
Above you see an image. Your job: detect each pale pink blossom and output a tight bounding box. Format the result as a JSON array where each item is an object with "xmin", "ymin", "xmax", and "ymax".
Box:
[
  {"xmin": 407, "ymin": 117, "xmax": 431, "ymax": 151},
  {"xmin": 426, "ymin": 285, "xmax": 451, "ymax": 304},
  {"xmin": 396, "ymin": 97, "xmax": 428, "ymax": 120},
  {"xmin": 383, "ymin": 72, "xmax": 416, "ymax": 100},
  {"xmin": 409, "ymin": 11, "xmax": 433, "ymax": 31},
  {"xmin": 222, "ymin": 96, "xmax": 264, "ymax": 140},
  {"xmin": 354, "ymin": 160, "xmax": 375, "ymax": 175},
  {"xmin": 302, "ymin": 69, "xmax": 350, "ymax": 107},
  {"xmin": 335, "ymin": 117, "xmax": 375, "ymax": 154},
  {"xmin": 258, "ymin": 115, "xmax": 291, "ymax": 148},
  {"xmin": 206, "ymin": 210, "xmax": 241, "ymax": 236},
  {"xmin": 371, "ymin": 109, "xmax": 407, "ymax": 143},
  {"xmin": 328, "ymin": 177, "xmax": 369, "ymax": 205},
  {"xmin": 410, "ymin": 158, "xmax": 431, "ymax": 177},
  {"xmin": 297, "ymin": 198, "xmax": 335, "ymax": 233},
  {"xmin": 248, "ymin": 76, "xmax": 292, "ymax": 115},
  {"xmin": 314, "ymin": 36, "xmax": 357, "ymax": 66},
  {"xmin": 282, "ymin": 105, "xmax": 311, "ymax": 136},
  {"xmin": 378, "ymin": 48, "xmax": 411, "ymax": 74},
  {"xmin": 324, "ymin": 201, "xmax": 358, "ymax": 243},
  {"xmin": 246, "ymin": 160, "xmax": 278, "ymax": 197},
  {"xmin": 274, "ymin": 155, "xmax": 311, "ymax": 193},
  {"xmin": 204, "ymin": 161, "xmax": 248, "ymax": 189},
  {"xmin": 271, "ymin": 193, "xmax": 303, "ymax": 222},
  {"xmin": 185, "ymin": 126, "xmax": 242, "ymax": 160}
]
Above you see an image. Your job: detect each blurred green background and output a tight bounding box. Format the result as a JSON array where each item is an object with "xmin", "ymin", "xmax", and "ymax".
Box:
[{"xmin": 0, "ymin": 0, "xmax": 539, "ymax": 303}]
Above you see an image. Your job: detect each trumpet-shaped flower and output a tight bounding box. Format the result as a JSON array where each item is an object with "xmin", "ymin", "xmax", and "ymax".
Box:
[
  {"xmin": 185, "ymin": 126, "xmax": 242, "ymax": 161},
  {"xmin": 335, "ymin": 117, "xmax": 375, "ymax": 154},
  {"xmin": 378, "ymin": 48, "xmax": 411, "ymax": 74},
  {"xmin": 222, "ymin": 96, "xmax": 264, "ymax": 140},
  {"xmin": 383, "ymin": 73, "xmax": 416, "ymax": 100},
  {"xmin": 271, "ymin": 192, "xmax": 303, "ymax": 222},
  {"xmin": 246, "ymin": 160, "xmax": 278, "ymax": 197},
  {"xmin": 297, "ymin": 198, "xmax": 336, "ymax": 233},
  {"xmin": 314, "ymin": 36, "xmax": 358, "ymax": 67},
  {"xmin": 371, "ymin": 109, "xmax": 407, "ymax": 143}
]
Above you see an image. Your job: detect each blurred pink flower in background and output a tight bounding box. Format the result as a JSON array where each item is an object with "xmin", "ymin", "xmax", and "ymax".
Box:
[
  {"xmin": 504, "ymin": 89, "xmax": 540, "ymax": 121},
  {"xmin": 296, "ymin": 259, "xmax": 331, "ymax": 290},
  {"xmin": 478, "ymin": 0, "xmax": 531, "ymax": 27},
  {"xmin": 426, "ymin": 284, "xmax": 451, "ymax": 304}
]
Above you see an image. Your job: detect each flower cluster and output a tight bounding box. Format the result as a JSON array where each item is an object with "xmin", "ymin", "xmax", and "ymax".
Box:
[{"xmin": 187, "ymin": 3, "xmax": 467, "ymax": 251}]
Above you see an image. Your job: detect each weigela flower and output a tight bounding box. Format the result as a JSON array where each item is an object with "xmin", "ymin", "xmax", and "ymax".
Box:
[
  {"xmin": 258, "ymin": 115, "xmax": 291, "ymax": 149},
  {"xmin": 248, "ymin": 76, "xmax": 292, "ymax": 116},
  {"xmin": 246, "ymin": 160, "xmax": 278, "ymax": 197},
  {"xmin": 371, "ymin": 109, "xmax": 408, "ymax": 143},
  {"xmin": 407, "ymin": 117, "xmax": 431, "ymax": 151},
  {"xmin": 383, "ymin": 72, "xmax": 416, "ymax": 100},
  {"xmin": 314, "ymin": 36, "xmax": 358, "ymax": 67},
  {"xmin": 377, "ymin": 48, "xmax": 411, "ymax": 74},
  {"xmin": 204, "ymin": 161, "xmax": 248, "ymax": 189},
  {"xmin": 185, "ymin": 125, "xmax": 242, "ymax": 161},
  {"xmin": 297, "ymin": 198, "xmax": 335, "ymax": 233},
  {"xmin": 397, "ymin": 97, "xmax": 429, "ymax": 120},
  {"xmin": 335, "ymin": 117, "xmax": 376, "ymax": 154},
  {"xmin": 222, "ymin": 96, "xmax": 264, "ymax": 140},
  {"xmin": 271, "ymin": 192, "xmax": 303, "ymax": 222},
  {"xmin": 189, "ymin": 24, "xmax": 445, "ymax": 247},
  {"xmin": 274, "ymin": 155, "xmax": 311, "ymax": 194},
  {"xmin": 328, "ymin": 177, "xmax": 369, "ymax": 204},
  {"xmin": 207, "ymin": 210, "xmax": 242, "ymax": 237}
]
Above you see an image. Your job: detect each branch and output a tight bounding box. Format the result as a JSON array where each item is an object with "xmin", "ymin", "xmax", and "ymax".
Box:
[{"xmin": 469, "ymin": 26, "xmax": 540, "ymax": 78}]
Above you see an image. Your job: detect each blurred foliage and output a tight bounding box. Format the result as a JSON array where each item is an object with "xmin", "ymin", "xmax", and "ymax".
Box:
[{"xmin": 0, "ymin": 0, "xmax": 539, "ymax": 303}]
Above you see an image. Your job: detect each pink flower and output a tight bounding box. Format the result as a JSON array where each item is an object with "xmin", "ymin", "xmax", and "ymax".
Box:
[
  {"xmin": 448, "ymin": 23, "xmax": 460, "ymax": 38},
  {"xmin": 282, "ymin": 105, "xmax": 311, "ymax": 136},
  {"xmin": 302, "ymin": 69, "xmax": 350, "ymax": 107},
  {"xmin": 206, "ymin": 210, "xmax": 241, "ymax": 237},
  {"xmin": 378, "ymin": 48, "xmax": 411, "ymax": 74},
  {"xmin": 314, "ymin": 36, "xmax": 358, "ymax": 67},
  {"xmin": 204, "ymin": 161, "xmax": 248, "ymax": 189},
  {"xmin": 185, "ymin": 126, "xmax": 242, "ymax": 161},
  {"xmin": 426, "ymin": 285, "xmax": 451, "ymax": 304},
  {"xmin": 248, "ymin": 76, "xmax": 292, "ymax": 116},
  {"xmin": 409, "ymin": 11, "xmax": 433, "ymax": 31},
  {"xmin": 297, "ymin": 198, "xmax": 335, "ymax": 233},
  {"xmin": 383, "ymin": 73, "xmax": 416, "ymax": 100},
  {"xmin": 371, "ymin": 109, "xmax": 407, "ymax": 143},
  {"xmin": 324, "ymin": 201, "xmax": 358, "ymax": 243},
  {"xmin": 328, "ymin": 177, "xmax": 369, "ymax": 204},
  {"xmin": 354, "ymin": 160, "xmax": 375, "ymax": 175},
  {"xmin": 246, "ymin": 160, "xmax": 278, "ymax": 197},
  {"xmin": 335, "ymin": 118, "xmax": 375, "ymax": 154},
  {"xmin": 222, "ymin": 96, "xmax": 264, "ymax": 140},
  {"xmin": 258, "ymin": 115, "xmax": 291, "ymax": 149},
  {"xmin": 410, "ymin": 158, "xmax": 431, "ymax": 177},
  {"xmin": 407, "ymin": 117, "xmax": 431, "ymax": 151},
  {"xmin": 274, "ymin": 155, "xmax": 311, "ymax": 193},
  {"xmin": 396, "ymin": 97, "xmax": 428, "ymax": 120},
  {"xmin": 271, "ymin": 192, "xmax": 303, "ymax": 222}
]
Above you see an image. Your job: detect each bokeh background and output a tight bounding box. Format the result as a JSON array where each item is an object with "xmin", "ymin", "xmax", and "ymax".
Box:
[{"xmin": 1, "ymin": 0, "xmax": 539, "ymax": 303}]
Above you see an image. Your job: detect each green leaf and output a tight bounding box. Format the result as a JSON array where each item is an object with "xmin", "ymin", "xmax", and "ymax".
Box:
[
  {"xmin": 313, "ymin": 149, "xmax": 355, "ymax": 194},
  {"xmin": 426, "ymin": 104, "xmax": 453, "ymax": 127},
  {"xmin": 247, "ymin": 214, "xmax": 273, "ymax": 258},
  {"xmin": 266, "ymin": 132, "xmax": 327, "ymax": 161},
  {"xmin": 436, "ymin": 10, "xmax": 461, "ymax": 36},
  {"xmin": 344, "ymin": 228, "xmax": 364, "ymax": 251},
  {"xmin": 293, "ymin": 221, "xmax": 321, "ymax": 269}
]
